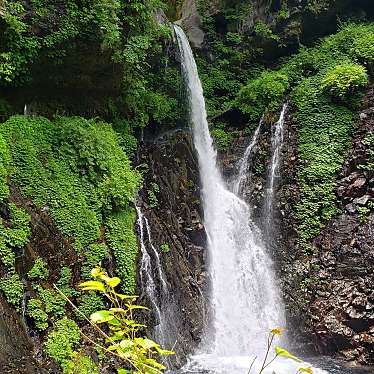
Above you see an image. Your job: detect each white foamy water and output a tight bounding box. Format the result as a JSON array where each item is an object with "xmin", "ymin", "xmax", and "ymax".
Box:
[
  {"xmin": 173, "ymin": 25, "xmax": 328, "ymax": 374},
  {"xmin": 136, "ymin": 204, "xmax": 169, "ymax": 345},
  {"xmin": 232, "ymin": 118, "xmax": 262, "ymax": 196},
  {"xmin": 263, "ymin": 103, "xmax": 287, "ymax": 231}
]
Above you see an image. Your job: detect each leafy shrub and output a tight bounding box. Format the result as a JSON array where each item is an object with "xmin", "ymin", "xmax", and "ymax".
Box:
[
  {"xmin": 35, "ymin": 285, "xmax": 66, "ymax": 317},
  {"xmin": 211, "ymin": 128, "xmax": 233, "ymax": 151},
  {"xmin": 236, "ymin": 71, "xmax": 289, "ymax": 121},
  {"xmin": 291, "ymin": 78, "xmax": 354, "ymax": 245},
  {"xmin": 105, "ymin": 209, "xmax": 138, "ymax": 294},
  {"xmin": 28, "ymin": 257, "xmax": 49, "ymax": 280},
  {"xmin": 0, "ymin": 133, "xmax": 10, "ymax": 201},
  {"xmin": 350, "ymin": 32, "xmax": 374, "ymax": 64},
  {"xmin": 27, "ymin": 298, "xmax": 49, "ymax": 330},
  {"xmin": 254, "ymin": 21, "xmax": 280, "ymax": 42},
  {"xmin": 76, "ymin": 292, "xmax": 105, "ymax": 320},
  {"xmin": 45, "ymin": 318, "xmax": 81, "ymax": 372},
  {"xmin": 78, "ymin": 267, "xmax": 174, "ymax": 373},
  {"xmin": 81, "ymin": 243, "xmax": 109, "ymax": 280},
  {"xmin": 64, "ymin": 352, "xmax": 99, "ymax": 374},
  {"xmin": 160, "ymin": 243, "xmax": 170, "ymax": 253},
  {"xmin": 148, "ymin": 182, "xmax": 160, "ymax": 208},
  {"xmin": 56, "ymin": 266, "xmax": 75, "ymax": 297},
  {"xmin": 0, "ymin": 273, "xmax": 24, "ymax": 306},
  {"xmin": 321, "ymin": 63, "xmax": 368, "ymax": 98}
]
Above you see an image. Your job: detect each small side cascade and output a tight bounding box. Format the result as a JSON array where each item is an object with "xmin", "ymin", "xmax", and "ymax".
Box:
[
  {"xmin": 263, "ymin": 103, "xmax": 288, "ymax": 233},
  {"xmin": 136, "ymin": 204, "xmax": 170, "ymax": 346},
  {"xmin": 232, "ymin": 117, "xmax": 263, "ymax": 197}
]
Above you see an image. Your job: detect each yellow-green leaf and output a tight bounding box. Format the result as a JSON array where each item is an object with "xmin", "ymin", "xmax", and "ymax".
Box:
[
  {"xmin": 90, "ymin": 310, "xmax": 114, "ymax": 323},
  {"xmin": 126, "ymin": 304, "xmax": 149, "ymax": 311},
  {"xmin": 79, "ymin": 280, "xmax": 105, "ymax": 292},
  {"xmin": 106, "ymin": 277, "xmax": 121, "ymax": 288},
  {"xmin": 275, "ymin": 346, "xmax": 302, "ymax": 362},
  {"xmin": 298, "ymin": 368, "xmax": 313, "ymax": 374}
]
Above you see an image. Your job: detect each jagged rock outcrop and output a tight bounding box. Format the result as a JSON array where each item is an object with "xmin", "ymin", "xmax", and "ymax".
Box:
[
  {"xmin": 136, "ymin": 129, "xmax": 207, "ymax": 366},
  {"xmin": 175, "ymin": 0, "xmax": 205, "ymax": 48}
]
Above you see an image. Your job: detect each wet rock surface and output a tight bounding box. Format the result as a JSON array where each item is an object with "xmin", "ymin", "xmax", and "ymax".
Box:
[{"xmin": 137, "ymin": 129, "xmax": 208, "ymax": 366}]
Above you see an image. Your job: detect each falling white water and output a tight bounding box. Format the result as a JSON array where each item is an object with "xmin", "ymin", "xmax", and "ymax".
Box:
[
  {"xmin": 174, "ymin": 25, "xmax": 327, "ymax": 374},
  {"xmin": 232, "ymin": 118, "xmax": 263, "ymax": 196},
  {"xmin": 136, "ymin": 205, "xmax": 169, "ymax": 345},
  {"xmin": 263, "ymin": 104, "xmax": 287, "ymax": 229}
]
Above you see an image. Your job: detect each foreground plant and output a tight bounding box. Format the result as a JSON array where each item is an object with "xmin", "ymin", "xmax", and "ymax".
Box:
[
  {"xmin": 57, "ymin": 267, "xmax": 173, "ymax": 373},
  {"xmin": 249, "ymin": 328, "xmax": 313, "ymax": 374}
]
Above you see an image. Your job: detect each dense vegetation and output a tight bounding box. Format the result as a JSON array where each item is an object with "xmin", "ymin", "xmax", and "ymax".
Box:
[
  {"xmin": 232, "ymin": 23, "xmax": 374, "ymax": 250},
  {"xmin": 0, "ymin": 0, "xmax": 373, "ymax": 372}
]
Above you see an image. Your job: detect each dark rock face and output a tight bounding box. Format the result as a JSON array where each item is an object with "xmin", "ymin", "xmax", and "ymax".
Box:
[
  {"xmin": 0, "ymin": 293, "xmax": 40, "ymax": 374},
  {"xmin": 304, "ymin": 90, "xmax": 374, "ymax": 365},
  {"xmin": 136, "ymin": 129, "xmax": 208, "ymax": 366}
]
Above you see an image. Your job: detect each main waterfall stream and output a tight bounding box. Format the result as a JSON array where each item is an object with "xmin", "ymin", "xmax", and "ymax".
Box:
[{"xmin": 173, "ymin": 25, "xmax": 327, "ymax": 374}]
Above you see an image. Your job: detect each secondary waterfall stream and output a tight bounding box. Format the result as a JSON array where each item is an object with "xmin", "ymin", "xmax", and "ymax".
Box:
[
  {"xmin": 232, "ymin": 118, "xmax": 262, "ymax": 197},
  {"xmin": 174, "ymin": 25, "xmax": 327, "ymax": 374},
  {"xmin": 136, "ymin": 204, "xmax": 174, "ymax": 350},
  {"xmin": 263, "ymin": 104, "xmax": 288, "ymax": 235}
]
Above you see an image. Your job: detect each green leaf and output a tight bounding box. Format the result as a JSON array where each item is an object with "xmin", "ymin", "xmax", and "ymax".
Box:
[
  {"xmin": 119, "ymin": 339, "xmax": 134, "ymax": 350},
  {"xmin": 126, "ymin": 304, "xmax": 148, "ymax": 310},
  {"xmin": 79, "ymin": 280, "xmax": 105, "ymax": 292},
  {"xmin": 155, "ymin": 346, "xmax": 175, "ymax": 356},
  {"xmin": 106, "ymin": 277, "xmax": 121, "ymax": 288},
  {"xmin": 275, "ymin": 346, "xmax": 302, "ymax": 362},
  {"xmin": 117, "ymin": 369, "xmax": 131, "ymax": 374},
  {"xmin": 90, "ymin": 310, "xmax": 114, "ymax": 323},
  {"xmin": 135, "ymin": 337, "xmax": 158, "ymax": 350}
]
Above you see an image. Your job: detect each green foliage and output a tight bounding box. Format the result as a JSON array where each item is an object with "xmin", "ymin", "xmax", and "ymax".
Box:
[
  {"xmin": 27, "ymin": 298, "xmax": 49, "ymax": 330},
  {"xmin": 359, "ymin": 133, "xmax": 374, "ymax": 171},
  {"xmin": 82, "ymin": 243, "xmax": 109, "ymax": 280},
  {"xmin": 0, "ymin": 132, "xmax": 10, "ymax": 201},
  {"xmin": 0, "ymin": 202, "xmax": 30, "ymax": 306},
  {"xmin": 236, "ymin": 23, "xmax": 373, "ymax": 247},
  {"xmin": 34, "ymin": 284, "xmax": 67, "ymax": 317},
  {"xmin": 211, "ymin": 126, "xmax": 234, "ymax": 151},
  {"xmin": 254, "ymin": 21, "xmax": 280, "ymax": 42},
  {"xmin": 56, "ymin": 266, "xmax": 76, "ymax": 298},
  {"xmin": 0, "ymin": 273, "xmax": 24, "ymax": 306},
  {"xmin": 76, "ymin": 292, "xmax": 105, "ymax": 320},
  {"xmin": 236, "ymin": 71, "xmax": 289, "ymax": 122},
  {"xmin": 148, "ymin": 182, "xmax": 160, "ymax": 209},
  {"xmin": 291, "ymin": 78, "xmax": 354, "ymax": 245},
  {"xmin": 160, "ymin": 243, "xmax": 170, "ymax": 253},
  {"xmin": 0, "ymin": 241, "xmax": 15, "ymax": 269},
  {"xmin": 321, "ymin": 63, "xmax": 368, "ymax": 99},
  {"xmin": 105, "ymin": 209, "xmax": 138, "ymax": 294},
  {"xmin": 0, "ymin": 203, "xmax": 31, "ymax": 248},
  {"xmin": 78, "ymin": 267, "xmax": 174, "ymax": 373},
  {"xmin": 65, "ymin": 351, "xmax": 99, "ymax": 374},
  {"xmin": 45, "ymin": 318, "xmax": 81, "ymax": 372},
  {"xmin": 0, "ymin": 116, "xmax": 139, "ymax": 261},
  {"xmin": 350, "ymin": 31, "xmax": 374, "ymax": 64},
  {"xmin": 28, "ymin": 257, "xmax": 49, "ymax": 280},
  {"xmin": 54, "ymin": 117, "xmax": 140, "ymax": 212}
]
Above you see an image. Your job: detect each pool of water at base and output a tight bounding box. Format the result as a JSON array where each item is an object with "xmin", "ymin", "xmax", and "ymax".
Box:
[{"xmin": 168, "ymin": 355, "xmax": 373, "ymax": 374}]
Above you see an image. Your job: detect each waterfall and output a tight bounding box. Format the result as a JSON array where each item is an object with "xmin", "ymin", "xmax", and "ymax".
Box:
[
  {"xmin": 232, "ymin": 118, "xmax": 263, "ymax": 196},
  {"xmin": 136, "ymin": 205, "xmax": 170, "ymax": 347},
  {"xmin": 263, "ymin": 104, "xmax": 287, "ymax": 232},
  {"xmin": 174, "ymin": 25, "xmax": 327, "ymax": 374}
]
